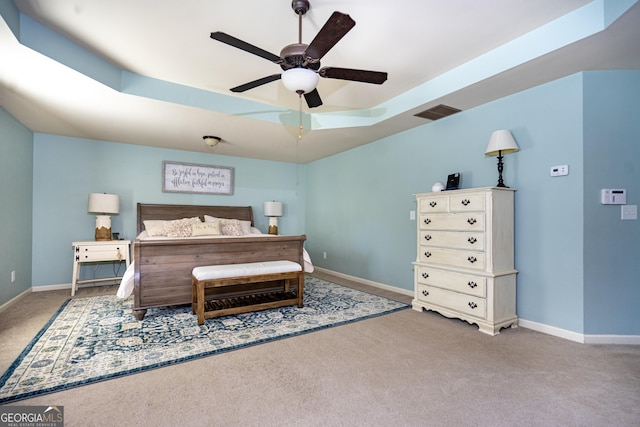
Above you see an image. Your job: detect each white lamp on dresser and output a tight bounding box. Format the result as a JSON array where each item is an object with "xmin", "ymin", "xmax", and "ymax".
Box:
[
  {"xmin": 485, "ymin": 129, "xmax": 519, "ymax": 188},
  {"xmin": 88, "ymin": 193, "xmax": 120, "ymax": 241}
]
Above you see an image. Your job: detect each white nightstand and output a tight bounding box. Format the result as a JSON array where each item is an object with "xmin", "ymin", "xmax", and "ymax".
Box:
[{"xmin": 71, "ymin": 240, "xmax": 131, "ymax": 296}]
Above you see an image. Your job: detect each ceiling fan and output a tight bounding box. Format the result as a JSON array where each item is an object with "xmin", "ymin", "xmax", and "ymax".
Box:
[{"xmin": 210, "ymin": 0, "xmax": 388, "ymax": 108}]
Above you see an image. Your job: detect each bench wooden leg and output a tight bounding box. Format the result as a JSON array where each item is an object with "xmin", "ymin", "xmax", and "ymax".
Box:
[
  {"xmin": 191, "ymin": 278, "xmax": 197, "ymax": 315},
  {"xmin": 297, "ymin": 272, "xmax": 304, "ymax": 308},
  {"xmin": 196, "ymin": 281, "xmax": 205, "ymax": 325}
]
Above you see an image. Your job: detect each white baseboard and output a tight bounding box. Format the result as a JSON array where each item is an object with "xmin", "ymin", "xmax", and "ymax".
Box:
[
  {"xmin": 32, "ymin": 283, "xmax": 71, "ymax": 292},
  {"xmin": 315, "ymin": 268, "xmax": 640, "ymax": 345},
  {"xmin": 518, "ymin": 318, "xmax": 640, "ymax": 344},
  {"xmin": 0, "ymin": 288, "xmax": 31, "ymax": 314},
  {"xmin": 583, "ymin": 334, "xmax": 640, "ymax": 345},
  {"xmin": 313, "ymin": 267, "xmax": 414, "ymax": 298},
  {"xmin": 517, "ymin": 318, "xmax": 586, "ymax": 343}
]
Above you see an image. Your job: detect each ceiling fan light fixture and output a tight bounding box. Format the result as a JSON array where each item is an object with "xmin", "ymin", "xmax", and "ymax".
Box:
[{"xmin": 281, "ymin": 68, "xmax": 319, "ymax": 94}]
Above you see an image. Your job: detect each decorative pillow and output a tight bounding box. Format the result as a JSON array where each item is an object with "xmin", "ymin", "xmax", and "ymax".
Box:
[
  {"xmin": 220, "ymin": 219, "xmax": 243, "ymax": 236},
  {"xmin": 143, "ymin": 220, "xmax": 167, "ymax": 237},
  {"xmin": 191, "ymin": 221, "xmax": 221, "ymax": 236},
  {"xmin": 205, "ymin": 215, "xmax": 252, "ymax": 235},
  {"xmin": 163, "ymin": 218, "xmax": 200, "ymax": 237}
]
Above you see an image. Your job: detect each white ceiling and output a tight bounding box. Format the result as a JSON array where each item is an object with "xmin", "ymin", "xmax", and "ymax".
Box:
[{"xmin": 1, "ymin": 0, "xmax": 639, "ymax": 163}]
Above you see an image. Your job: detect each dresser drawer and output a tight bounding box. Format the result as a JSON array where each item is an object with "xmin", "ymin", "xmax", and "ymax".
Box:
[
  {"xmin": 419, "ymin": 213, "xmax": 485, "ymax": 231},
  {"xmin": 419, "ymin": 196, "xmax": 449, "ymax": 213},
  {"xmin": 416, "ymin": 284, "xmax": 487, "ymax": 319},
  {"xmin": 449, "ymin": 193, "xmax": 485, "ymax": 212},
  {"xmin": 75, "ymin": 245, "xmax": 127, "ymax": 262},
  {"xmin": 415, "ymin": 266, "xmax": 486, "ymax": 297},
  {"xmin": 419, "ymin": 247, "xmax": 485, "ymax": 270},
  {"xmin": 420, "ymin": 230, "xmax": 485, "ymax": 251}
]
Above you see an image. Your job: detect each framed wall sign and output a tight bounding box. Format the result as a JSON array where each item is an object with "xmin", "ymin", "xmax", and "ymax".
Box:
[{"xmin": 162, "ymin": 161, "xmax": 234, "ymax": 195}]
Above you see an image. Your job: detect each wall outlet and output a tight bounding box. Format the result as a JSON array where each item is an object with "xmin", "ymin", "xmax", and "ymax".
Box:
[
  {"xmin": 410, "ymin": 210, "xmax": 416, "ymax": 220},
  {"xmin": 323, "ymin": 251, "xmax": 327, "ymax": 259},
  {"xmin": 11, "ymin": 271, "xmax": 15, "ymax": 283},
  {"xmin": 550, "ymin": 165, "xmax": 569, "ymax": 177}
]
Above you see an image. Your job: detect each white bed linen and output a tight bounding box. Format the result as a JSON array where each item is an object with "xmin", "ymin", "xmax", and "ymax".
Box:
[{"xmin": 116, "ymin": 232, "xmax": 314, "ymax": 298}]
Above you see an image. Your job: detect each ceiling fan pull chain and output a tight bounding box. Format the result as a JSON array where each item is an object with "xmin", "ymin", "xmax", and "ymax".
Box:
[{"xmin": 298, "ymin": 95, "xmax": 303, "ymax": 141}]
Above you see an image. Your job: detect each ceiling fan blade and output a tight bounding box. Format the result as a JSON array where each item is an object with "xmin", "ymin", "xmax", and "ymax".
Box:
[
  {"xmin": 230, "ymin": 74, "xmax": 282, "ymax": 93},
  {"xmin": 210, "ymin": 32, "xmax": 281, "ymax": 63},
  {"xmin": 319, "ymin": 67, "xmax": 388, "ymax": 85},
  {"xmin": 304, "ymin": 12, "xmax": 355, "ymax": 62},
  {"xmin": 304, "ymin": 89, "xmax": 323, "ymax": 108}
]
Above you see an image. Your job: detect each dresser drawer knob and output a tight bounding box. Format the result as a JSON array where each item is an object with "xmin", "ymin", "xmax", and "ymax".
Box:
[
  {"xmin": 422, "ymin": 290, "xmax": 429, "ymax": 297},
  {"xmin": 424, "ymin": 251, "xmax": 432, "ymax": 258},
  {"xmin": 467, "ymin": 256, "xmax": 477, "ymax": 264},
  {"xmin": 424, "ymin": 235, "xmax": 432, "ymax": 241},
  {"xmin": 421, "ymin": 272, "xmax": 429, "ymax": 279},
  {"xmin": 468, "ymin": 302, "xmax": 478, "ymax": 309},
  {"xmin": 429, "ymin": 201, "xmax": 437, "ymax": 207},
  {"xmin": 461, "ymin": 199, "xmax": 471, "ymax": 206},
  {"xmin": 467, "ymin": 237, "xmax": 477, "ymax": 244},
  {"xmin": 468, "ymin": 281, "xmax": 477, "ymax": 288},
  {"xmin": 423, "ymin": 218, "xmax": 431, "ymax": 225},
  {"xmin": 467, "ymin": 218, "xmax": 477, "ymax": 225}
]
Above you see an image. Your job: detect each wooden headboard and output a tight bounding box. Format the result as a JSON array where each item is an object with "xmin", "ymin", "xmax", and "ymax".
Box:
[{"xmin": 136, "ymin": 203, "xmax": 254, "ymax": 234}]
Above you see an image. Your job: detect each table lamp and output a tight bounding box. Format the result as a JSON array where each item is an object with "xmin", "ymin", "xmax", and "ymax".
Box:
[
  {"xmin": 88, "ymin": 193, "xmax": 120, "ymax": 241},
  {"xmin": 485, "ymin": 130, "xmax": 519, "ymax": 188},
  {"xmin": 263, "ymin": 201, "xmax": 283, "ymax": 235}
]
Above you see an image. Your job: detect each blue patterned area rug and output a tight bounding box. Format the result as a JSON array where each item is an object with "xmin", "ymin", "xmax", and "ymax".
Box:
[{"xmin": 0, "ymin": 276, "xmax": 408, "ymax": 403}]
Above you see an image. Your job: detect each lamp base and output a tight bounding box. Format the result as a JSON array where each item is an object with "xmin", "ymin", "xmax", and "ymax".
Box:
[
  {"xmin": 95, "ymin": 215, "xmax": 112, "ymax": 241},
  {"xmin": 495, "ymin": 151, "xmax": 510, "ymax": 188},
  {"xmin": 268, "ymin": 217, "xmax": 279, "ymax": 235},
  {"xmin": 95, "ymin": 226, "xmax": 112, "ymax": 241}
]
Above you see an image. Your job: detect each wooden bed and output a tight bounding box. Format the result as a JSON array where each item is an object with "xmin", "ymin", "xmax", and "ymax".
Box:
[{"xmin": 132, "ymin": 203, "xmax": 306, "ymax": 320}]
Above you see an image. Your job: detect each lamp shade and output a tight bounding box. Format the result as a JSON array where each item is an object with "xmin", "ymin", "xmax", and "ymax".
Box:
[
  {"xmin": 88, "ymin": 193, "xmax": 120, "ymax": 214},
  {"xmin": 263, "ymin": 201, "xmax": 283, "ymax": 217},
  {"xmin": 281, "ymin": 68, "xmax": 319, "ymax": 94},
  {"xmin": 485, "ymin": 130, "xmax": 519, "ymax": 156}
]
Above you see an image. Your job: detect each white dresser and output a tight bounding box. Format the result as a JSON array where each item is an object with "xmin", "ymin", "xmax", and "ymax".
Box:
[{"xmin": 412, "ymin": 187, "xmax": 518, "ymax": 335}]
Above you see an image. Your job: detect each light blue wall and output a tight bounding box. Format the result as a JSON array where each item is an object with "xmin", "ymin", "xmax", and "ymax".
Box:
[
  {"xmin": 0, "ymin": 107, "xmax": 33, "ymax": 302},
  {"xmin": 307, "ymin": 71, "xmax": 640, "ymax": 335},
  {"xmin": 583, "ymin": 70, "xmax": 640, "ymax": 334},
  {"xmin": 31, "ymin": 135, "xmax": 305, "ymax": 287}
]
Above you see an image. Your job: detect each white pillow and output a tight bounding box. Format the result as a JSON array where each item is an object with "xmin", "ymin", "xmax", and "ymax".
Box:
[
  {"xmin": 192, "ymin": 221, "xmax": 221, "ymax": 236},
  {"xmin": 143, "ymin": 220, "xmax": 167, "ymax": 237}
]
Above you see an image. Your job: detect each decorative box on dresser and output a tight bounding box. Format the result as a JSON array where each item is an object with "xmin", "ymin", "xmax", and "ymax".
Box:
[{"xmin": 412, "ymin": 187, "xmax": 518, "ymax": 335}]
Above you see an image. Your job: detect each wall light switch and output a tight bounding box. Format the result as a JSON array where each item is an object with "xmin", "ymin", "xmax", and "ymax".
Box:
[
  {"xmin": 410, "ymin": 210, "xmax": 416, "ymax": 220},
  {"xmin": 621, "ymin": 205, "xmax": 637, "ymax": 220}
]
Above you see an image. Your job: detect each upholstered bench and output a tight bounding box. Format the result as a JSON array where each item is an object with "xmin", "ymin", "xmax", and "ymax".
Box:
[{"xmin": 191, "ymin": 260, "xmax": 304, "ymax": 325}]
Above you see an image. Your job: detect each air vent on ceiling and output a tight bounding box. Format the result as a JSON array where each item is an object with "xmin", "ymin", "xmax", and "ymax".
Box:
[{"xmin": 414, "ymin": 104, "xmax": 461, "ymax": 121}]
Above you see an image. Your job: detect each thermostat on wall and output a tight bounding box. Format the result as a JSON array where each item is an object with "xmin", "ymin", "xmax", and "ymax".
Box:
[{"xmin": 601, "ymin": 189, "xmax": 626, "ymax": 205}]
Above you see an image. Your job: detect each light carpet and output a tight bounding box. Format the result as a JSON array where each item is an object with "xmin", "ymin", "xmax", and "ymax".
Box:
[{"xmin": 0, "ymin": 276, "xmax": 408, "ymax": 403}]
